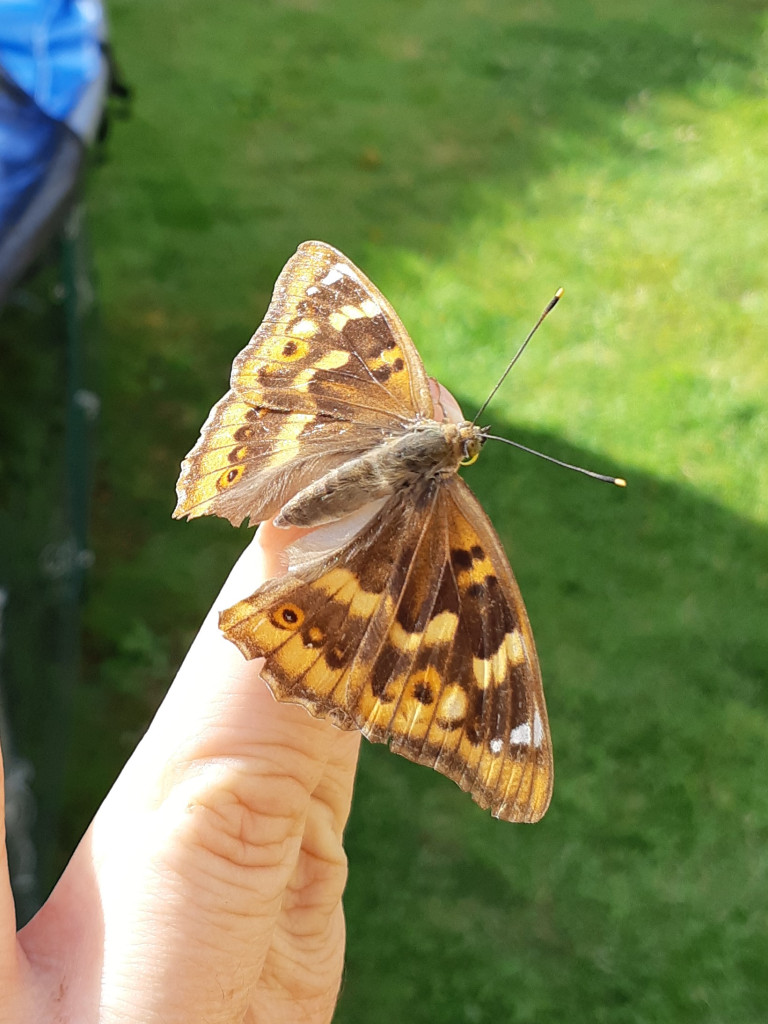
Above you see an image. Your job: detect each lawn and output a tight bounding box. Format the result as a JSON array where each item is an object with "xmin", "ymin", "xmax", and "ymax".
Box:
[{"xmin": 5, "ymin": 0, "xmax": 768, "ymax": 1020}]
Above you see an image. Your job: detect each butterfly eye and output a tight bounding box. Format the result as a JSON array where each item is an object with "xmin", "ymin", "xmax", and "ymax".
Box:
[
  {"xmin": 460, "ymin": 435, "xmax": 483, "ymax": 467},
  {"xmin": 270, "ymin": 603, "xmax": 305, "ymax": 630},
  {"xmin": 217, "ymin": 466, "xmax": 244, "ymax": 490}
]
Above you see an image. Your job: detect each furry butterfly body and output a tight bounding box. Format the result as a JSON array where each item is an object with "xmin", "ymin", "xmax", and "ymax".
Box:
[{"xmin": 174, "ymin": 240, "xmax": 553, "ymax": 822}]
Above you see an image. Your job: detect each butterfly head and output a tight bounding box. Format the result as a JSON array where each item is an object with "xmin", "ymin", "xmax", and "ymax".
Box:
[{"xmin": 456, "ymin": 421, "xmax": 485, "ymax": 467}]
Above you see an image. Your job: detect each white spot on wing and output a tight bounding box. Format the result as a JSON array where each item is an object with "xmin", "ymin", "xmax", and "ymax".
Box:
[
  {"xmin": 509, "ymin": 722, "xmax": 532, "ymax": 746},
  {"xmin": 322, "ymin": 263, "xmax": 360, "ymax": 287},
  {"xmin": 306, "ymin": 285, "xmax": 319, "ymax": 295},
  {"xmin": 490, "ymin": 737, "xmax": 503, "ymax": 754},
  {"xmin": 533, "ymin": 710, "xmax": 544, "ymax": 748}
]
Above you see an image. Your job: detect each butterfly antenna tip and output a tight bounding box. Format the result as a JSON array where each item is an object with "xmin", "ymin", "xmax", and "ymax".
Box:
[{"xmin": 473, "ymin": 286, "xmax": 564, "ymax": 425}]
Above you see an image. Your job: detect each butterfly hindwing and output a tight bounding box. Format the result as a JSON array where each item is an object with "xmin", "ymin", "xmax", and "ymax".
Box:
[{"xmin": 174, "ymin": 394, "xmax": 388, "ymax": 526}]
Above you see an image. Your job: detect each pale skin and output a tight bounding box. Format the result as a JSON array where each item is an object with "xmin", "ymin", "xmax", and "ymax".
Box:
[
  {"xmin": 2, "ymin": 523, "xmax": 360, "ymax": 1024},
  {"xmin": 1, "ymin": 382, "xmax": 462, "ymax": 1024}
]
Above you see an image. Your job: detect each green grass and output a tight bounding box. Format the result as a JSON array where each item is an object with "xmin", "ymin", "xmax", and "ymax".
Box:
[{"xmin": 5, "ymin": 0, "xmax": 768, "ymax": 1019}]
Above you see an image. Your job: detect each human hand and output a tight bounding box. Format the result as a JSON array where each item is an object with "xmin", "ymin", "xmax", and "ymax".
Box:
[{"xmin": 2, "ymin": 522, "xmax": 361, "ymax": 1024}]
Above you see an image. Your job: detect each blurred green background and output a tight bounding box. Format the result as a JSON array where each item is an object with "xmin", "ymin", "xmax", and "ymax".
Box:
[{"xmin": 5, "ymin": 0, "xmax": 768, "ymax": 1020}]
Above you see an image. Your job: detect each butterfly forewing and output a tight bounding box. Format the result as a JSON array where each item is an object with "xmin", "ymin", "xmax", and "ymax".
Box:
[
  {"xmin": 177, "ymin": 240, "xmax": 554, "ymax": 822},
  {"xmin": 174, "ymin": 241, "xmax": 434, "ymax": 524},
  {"xmin": 234, "ymin": 240, "xmax": 434, "ymax": 421},
  {"xmin": 220, "ymin": 478, "xmax": 552, "ymax": 823}
]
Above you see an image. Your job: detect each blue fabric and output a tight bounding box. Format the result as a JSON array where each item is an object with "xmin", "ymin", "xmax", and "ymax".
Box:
[
  {"xmin": 0, "ymin": 0, "xmax": 105, "ymax": 245},
  {"xmin": 0, "ymin": 67, "xmax": 68, "ymax": 227},
  {"xmin": 0, "ymin": 0, "xmax": 105, "ymax": 122}
]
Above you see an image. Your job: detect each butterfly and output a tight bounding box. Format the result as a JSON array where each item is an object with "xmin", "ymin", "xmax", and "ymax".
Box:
[{"xmin": 174, "ymin": 240, "xmax": 553, "ymax": 822}]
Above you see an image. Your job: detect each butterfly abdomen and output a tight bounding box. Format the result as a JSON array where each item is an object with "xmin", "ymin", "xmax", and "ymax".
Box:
[{"xmin": 274, "ymin": 419, "xmax": 479, "ymax": 530}]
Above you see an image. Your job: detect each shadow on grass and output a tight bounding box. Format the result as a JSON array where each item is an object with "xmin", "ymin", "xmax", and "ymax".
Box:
[{"xmin": 337, "ymin": 408, "xmax": 767, "ymax": 1024}]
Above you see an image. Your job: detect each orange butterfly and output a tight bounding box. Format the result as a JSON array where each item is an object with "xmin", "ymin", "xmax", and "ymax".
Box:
[{"xmin": 175, "ymin": 241, "xmax": 554, "ymax": 822}]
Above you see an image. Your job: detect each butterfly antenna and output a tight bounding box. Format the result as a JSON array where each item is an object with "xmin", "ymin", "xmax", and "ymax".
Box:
[
  {"xmin": 472, "ymin": 287, "xmax": 564, "ymax": 426},
  {"xmin": 481, "ymin": 433, "xmax": 627, "ymax": 487}
]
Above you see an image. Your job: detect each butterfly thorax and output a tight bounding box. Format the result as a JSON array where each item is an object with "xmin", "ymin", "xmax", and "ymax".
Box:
[{"xmin": 274, "ymin": 419, "xmax": 485, "ymax": 530}]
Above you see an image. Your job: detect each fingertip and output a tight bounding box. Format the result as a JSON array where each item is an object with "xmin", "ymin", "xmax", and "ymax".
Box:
[
  {"xmin": 212, "ymin": 523, "xmax": 291, "ymax": 609},
  {"xmin": 257, "ymin": 520, "xmax": 310, "ymax": 579}
]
